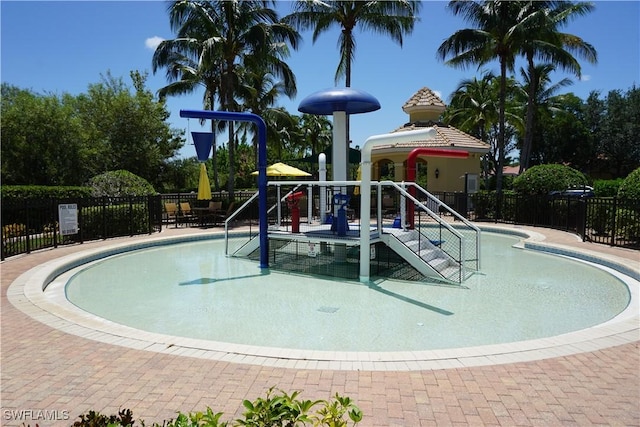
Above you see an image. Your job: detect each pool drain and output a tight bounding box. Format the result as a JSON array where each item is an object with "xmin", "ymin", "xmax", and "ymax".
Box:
[{"xmin": 317, "ymin": 306, "xmax": 339, "ymax": 313}]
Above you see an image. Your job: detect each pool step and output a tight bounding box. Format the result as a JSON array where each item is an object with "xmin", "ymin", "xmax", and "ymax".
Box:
[{"xmin": 382, "ymin": 233, "xmax": 462, "ymax": 283}]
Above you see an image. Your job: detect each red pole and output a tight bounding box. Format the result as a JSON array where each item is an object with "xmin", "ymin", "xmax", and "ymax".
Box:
[{"xmin": 406, "ymin": 148, "xmax": 469, "ymax": 228}]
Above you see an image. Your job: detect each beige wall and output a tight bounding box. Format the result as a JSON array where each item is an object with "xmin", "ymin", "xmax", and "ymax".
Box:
[{"xmin": 370, "ymin": 151, "xmax": 483, "ymax": 192}]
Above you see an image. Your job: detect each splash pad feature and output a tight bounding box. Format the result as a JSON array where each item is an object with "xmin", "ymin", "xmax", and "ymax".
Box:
[
  {"xmin": 182, "ymin": 94, "xmax": 480, "ymax": 285},
  {"xmin": 179, "ymin": 110, "xmax": 270, "ymax": 268},
  {"xmin": 298, "ymin": 87, "xmax": 380, "ymax": 182}
]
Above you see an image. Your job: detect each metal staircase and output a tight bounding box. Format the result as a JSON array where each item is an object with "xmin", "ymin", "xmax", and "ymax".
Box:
[
  {"xmin": 381, "ymin": 229, "xmax": 466, "ymax": 283},
  {"xmin": 378, "ymin": 181, "xmax": 480, "ymax": 284},
  {"xmin": 224, "ymin": 180, "xmax": 480, "ymax": 284}
]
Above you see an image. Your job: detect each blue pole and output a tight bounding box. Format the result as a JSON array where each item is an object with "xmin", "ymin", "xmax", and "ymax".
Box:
[{"xmin": 179, "ymin": 110, "xmax": 269, "ymax": 269}]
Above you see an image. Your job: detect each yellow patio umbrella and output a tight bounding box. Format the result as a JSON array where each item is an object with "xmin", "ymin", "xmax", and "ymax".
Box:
[
  {"xmin": 197, "ymin": 163, "xmax": 212, "ymax": 200},
  {"xmin": 251, "ymin": 162, "xmax": 311, "ymax": 177}
]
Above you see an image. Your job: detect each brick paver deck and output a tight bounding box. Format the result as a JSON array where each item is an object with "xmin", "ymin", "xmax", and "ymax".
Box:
[{"xmin": 2, "ymin": 224, "xmax": 638, "ymax": 426}]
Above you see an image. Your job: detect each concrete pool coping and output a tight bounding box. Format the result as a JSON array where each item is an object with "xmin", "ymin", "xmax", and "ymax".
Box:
[{"xmin": 7, "ymin": 225, "xmax": 639, "ymax": 371}]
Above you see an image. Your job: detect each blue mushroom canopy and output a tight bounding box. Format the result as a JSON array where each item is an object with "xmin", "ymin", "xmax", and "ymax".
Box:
[{"xmin": 298, "ymin": 87, "xmax": 380, "ymax": 115}]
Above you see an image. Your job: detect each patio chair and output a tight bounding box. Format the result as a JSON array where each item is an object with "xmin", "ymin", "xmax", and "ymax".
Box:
[
  {"xmin": 196, "ymin": 201, "xmax": 224, "ymax": 227},
  {"xmin": 179, "ymin": 202, "xmax": 196, "ymax": 225},
  {"xmin": 164, "ymin": 202, "xmax": 180, "ymax": 227},
  {"xmin": 213, "ymin": 202, "xmax": 237, "ymax": 226}
]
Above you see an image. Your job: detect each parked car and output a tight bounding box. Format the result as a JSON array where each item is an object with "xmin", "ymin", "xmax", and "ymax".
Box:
[{"xmin": 549, "ymin": 186, "xmax": 594, "ymax": 199}]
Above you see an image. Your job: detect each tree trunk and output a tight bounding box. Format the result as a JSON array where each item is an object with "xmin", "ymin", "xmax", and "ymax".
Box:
[
  {"xmin": 227, "ymin": 124, "xmax": 235, "ymax": 201},
  {"xmin": 520, "ymin": 55, "xmax": 537, "ymax": 173},
  {"xmin": 211, "ymin": 119, "xmax": 220, "ymax": 191},
  {"xmin": 496, "ymin": 59, "xmax": 507, "ymax": 195}
]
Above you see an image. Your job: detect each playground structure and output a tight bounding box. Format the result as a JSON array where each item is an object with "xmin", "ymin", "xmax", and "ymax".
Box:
[{"xmin": 180, "ymin": 89, "xmax": 481, "ymax": 284}]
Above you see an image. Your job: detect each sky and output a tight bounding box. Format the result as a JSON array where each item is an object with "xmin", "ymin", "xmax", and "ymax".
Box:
[{"xmin": 2, "ymin": 1, "xmax": 639, "ymax": 160}]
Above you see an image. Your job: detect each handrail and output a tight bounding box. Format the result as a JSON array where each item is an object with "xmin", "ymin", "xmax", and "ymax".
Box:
[
  {"xmin": 224, "ymin": 180, "xmax": 373, "ymax": 257},
  {"xmin": 405, "ymin": 183, "xmax": 480, "ymax": 230},
  {"xmin": 381, "ymin": 181, "xmax": 465, "ymax": 239},
  {"xmin": 403, "ymin": 182, "xmax": 481, "ymax": 270},
  {"xmin": 266, "ymin": 183, "xmax": 305, "ymax": 224},
  {"xmin": 224, "ymin": 190, "xmax": 259, "ymax": 255},
  {"xmin": 380, "ymin": 180, "xmax": 481, "ymax": 277},
  {"xmin": 381, "ymin": 181, "xmax": 466, "ymax": 275}
]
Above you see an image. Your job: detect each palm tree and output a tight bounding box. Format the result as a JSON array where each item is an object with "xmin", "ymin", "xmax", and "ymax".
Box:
[
  {"xmin": 437, "ymin": 0, "xmax": 533, "ymax": 194},
  {"xmin": 445, "ymin": 72, "xmax": 522, "ymax": 186},
  {"xmin": 238, "ymin": 37, "xmax": 298, "ymax": 168},
  {"xmin": 151, "ymin": 4, "xmax": 224, "ymax": 189},
  {"xmin": 299, "ymin": 113, "xmax": 333, "ymax": 158},
  {"xmin": 445, "ymin": 72, "xmax": 499, "ymax": 186},
  {"xmin": 284, "ymin": 0, "xmax": 421, "ymax": 164},
  {"xmin": 154, "ymin": 0, "xmax": 300, "ymax": 199},
  {"xmin": 445, "ymin": 72, "xmax": 499, "ymax": 143},
  {"xmin": 516, "ymin": 63, "xmax": 574, "ymax": 166},
  {"xmin": 285, "ymin": 1, "xmax": 420, "ymax": 86},
  {"xmin": 517, "ymin": 1, "xmax": 597, "ymax": 172}
]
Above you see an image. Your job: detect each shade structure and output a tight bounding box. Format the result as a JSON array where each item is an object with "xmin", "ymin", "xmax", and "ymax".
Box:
[
  {"xmin": 251, "ymin": 162, "xmax": 311, "ymax": 177},
  {"xmin": 298, "ymin": 87, "xmax": 381, "ymax": 115},
  {"xmin": 298, "ymin": 87, "xmax": 380, "ymax": 183},
  {"xmin": 197, "ymin": 163, "xmax": 212, "ymax": 200}
]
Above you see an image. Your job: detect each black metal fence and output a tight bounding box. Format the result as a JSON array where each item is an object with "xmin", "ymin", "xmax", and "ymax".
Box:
[
  {"xmin": 2, "ymin": 191, "xmax": 638, "ymax": 260},
  {"xmin": 161, "ymin": 190, "xmax": 257, "ymax": 208},
  {"xmin": 1, "ymin": 196, "xmax": 163, "ymax": 260},
  {"xmin": 468, "ymin": 192, "xmax": 639, "ymax": 250}
]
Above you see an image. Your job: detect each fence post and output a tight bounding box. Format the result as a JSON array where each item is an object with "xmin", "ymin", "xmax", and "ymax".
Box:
[
  {"xmin": 53, "ymin": 198, "xmax": 59, "ymax": 249},
  {"xmin": 611, "ymin": 197, "xmax": 617, "ymax": 246},
  {"xmin": 25, "ymin": 199, "xmax": 31, "ymax": 254},
  {"xmin": 577, "ymin": 199, "xmax": 587, "ymax": 240},
  {"xmin": 102, "ymin": 196, "xmax": 108, "ymax": 240},
  {"xmin": 78, "ymin": 198, "xmax": 84, "ymax": 244}
]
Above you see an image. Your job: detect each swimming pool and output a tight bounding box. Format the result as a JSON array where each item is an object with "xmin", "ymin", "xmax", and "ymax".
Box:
[{"xmin": 60, "ymin": 232, "xmax": 630, "ymax": 352}]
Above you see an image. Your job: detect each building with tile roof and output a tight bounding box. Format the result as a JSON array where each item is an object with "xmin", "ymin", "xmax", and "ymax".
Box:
[{"xmin": 371, "ymin": 87, "xmax": 490, "ymax": 193}]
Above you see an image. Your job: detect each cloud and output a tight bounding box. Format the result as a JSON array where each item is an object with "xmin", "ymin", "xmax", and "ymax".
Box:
[
  {"xmin": 145, "ymin": 36, "xmax": 164, "ymax": 50},
  {"xmin": 580, "ymin": 74, "xmax": 591, "ymax": 82},
  {"xmin": 433, "ymin": 90, "xmax": 443, "ymax": 99}
]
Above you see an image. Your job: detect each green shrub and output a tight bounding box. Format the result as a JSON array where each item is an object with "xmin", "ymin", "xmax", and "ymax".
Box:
[
  {"xmin": 0, "ymin": 185, "xmax": 91, "ymax": 200},
  {"xmin": 482, "ymin": 174, "xmax": 515, "ymax": 191},
  {"xmin": 88, "ymin": 170, "xmax": 156, "ymax": 197},
  {"xmin": 237, "ymin": 388, "xmax": 361, "ymax": 427},
  {"xmin": 72, "ymin": 408, "xmax": 135, "ymax": 427},
  {"xmin": 587, "ymin": 203, "xmax": 614, "ymax": 236},
  {"xmin": 617, "ymin": 167, "xmax": 640, "ymax": 200},
  {"xmin": 165, "ymin": 408, "xmax": 227, "ymax": 427},
  {"xmin": 616, "ymin": 207, "xmax": 640, "ymax": 242},
  {"xmin": 471, "ymin": 190, "xmax": 497, "ymax": 219},
  {"xmin": 593, "ymin": 179, "xmax": 623, "ymax": 197},
  {"xmin": 512, "ymin": 164, "xmax": 588, "ymax": 195},
  {"xmin": 69, "ymin": 389, "xmax": 363, "ymax": 427},
  {"xmin": 81, "ymin": 203, "xmax": 150, "ymax": 239}
]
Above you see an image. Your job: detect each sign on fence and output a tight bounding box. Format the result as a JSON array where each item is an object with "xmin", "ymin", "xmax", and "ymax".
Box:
[{"xmin": 58, "ymin": 204, "xmax": 78, "ymax": 236}]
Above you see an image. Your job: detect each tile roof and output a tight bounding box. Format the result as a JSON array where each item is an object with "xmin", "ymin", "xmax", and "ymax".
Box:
[
  {"xmin": 372, "ymin": 122, "xmax": 491, "ymax": 153},
  {"xmin": 402, "ymin": 87, "xmax": 446, "ymax": 112}
]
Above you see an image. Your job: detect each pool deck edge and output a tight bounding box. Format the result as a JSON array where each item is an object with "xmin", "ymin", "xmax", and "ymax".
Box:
[{"xmin": 6, "ymin": 225, "xmax": 639, "ymax": 372}]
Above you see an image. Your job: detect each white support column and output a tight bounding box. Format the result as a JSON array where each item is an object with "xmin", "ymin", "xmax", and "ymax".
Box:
[
  {"xmin": 400, "ymin": 181, "xmax": 407, "ymax": 231},
  {"xmin": 332, "ymin": 111, "xmax": 347, "ymax": 182},
  {"xmin": 307, "ymin": 185, "xmax": 313, "ymax": 224},
  {"xmin": 319, "ymin": 153, "xmax": 327, "ymax": 223},
  {"xmin": 359, "ymin": 128, "xmax": 437, "ymax": 282},
  {"xmin": 276, "ymin": 185, "xmax": 281, "ymax": 227},
  {"xmin": 332, "ymin": 111, "xmax": 348, "ymax": 221}
]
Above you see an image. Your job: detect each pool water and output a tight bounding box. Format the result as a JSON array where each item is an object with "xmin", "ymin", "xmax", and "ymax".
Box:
[{"xmin": 64, "ymin": 233, "xmax": 630, "ymax": 352}]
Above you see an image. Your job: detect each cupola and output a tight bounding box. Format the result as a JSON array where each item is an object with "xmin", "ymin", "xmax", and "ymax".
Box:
[{"xmin": 402, "ymin": 87, "xmax": 446, "ymax": 123}]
